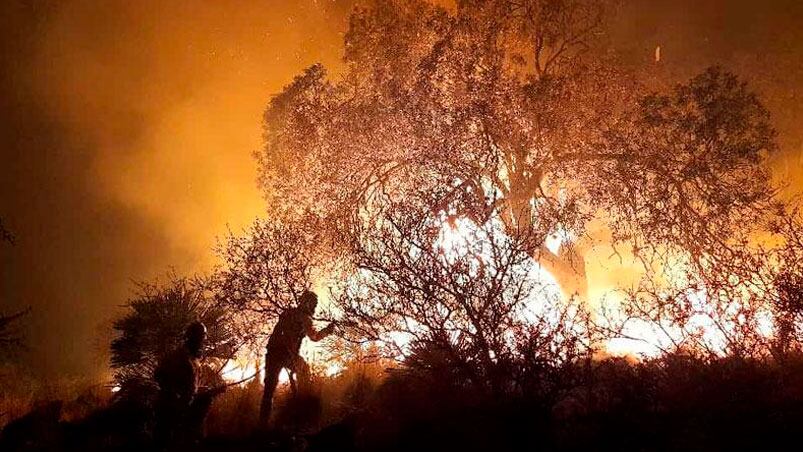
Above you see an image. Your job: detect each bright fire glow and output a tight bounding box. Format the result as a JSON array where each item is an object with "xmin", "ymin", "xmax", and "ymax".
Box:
[
  {"xmin": 436, "ymin": 216, "xmax": 780, "ymax": 360},
  {"xmin": 218, "ymin": 333, "xmax": 343, "ymax": 384},
  {"xmin": 223, "ymin": 217, "xmax": 785, "ymax": 376}
]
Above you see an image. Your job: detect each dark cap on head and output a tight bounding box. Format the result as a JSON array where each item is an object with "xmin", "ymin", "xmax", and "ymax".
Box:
[
  {"xmin": 186, "ymin": 321, "xmax": 207, "ymax": 339},
  {"xmin": 185, "ymin": 321, "xmax": 207, "ymax": 356},
  {"xmin": 299, "ymin": 290, "xmax": 318, "ymax": 312}
]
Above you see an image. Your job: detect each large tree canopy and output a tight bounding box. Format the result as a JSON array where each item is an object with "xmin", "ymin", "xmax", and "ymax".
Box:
[{"xmin": 257, "ymin": 0, "xmax": 778, "ymax": 300}]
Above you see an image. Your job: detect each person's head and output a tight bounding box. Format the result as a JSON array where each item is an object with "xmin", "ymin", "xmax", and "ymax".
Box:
[
  {"xmin": 299, "ymin": 290, "xmax": 318, "ymax": 315},
  {"xmin": 184, "ymin": 321, "xmax": 207, "ymax": 358}
]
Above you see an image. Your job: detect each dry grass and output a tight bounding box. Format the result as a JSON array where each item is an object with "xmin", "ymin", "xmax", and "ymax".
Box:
[
  {"xmin": 4, "ymin": 353, "xmax": 803, "ymax": 450},
  {"xmin": 0, "ymin": 363, "xmax": 113, "ymax": 429}
]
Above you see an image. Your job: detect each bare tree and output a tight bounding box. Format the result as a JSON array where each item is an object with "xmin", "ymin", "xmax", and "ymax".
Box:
[
  {"xmin": 766, "ymin": 207, "xmax": 803, "ymax": 358},
  {"xmin": 332, "ymin": 184, "xmax": 601, "ymax": 393},
  {"xmin": 215, "ymin": 215, "xmax": 347, "ymax": 418},
  {"xmin": 609, "ymin": 202, "xmax": 803, "ymax": 360},
  {"xmin": 214, "ymin": 215, "xmax": 327, "ymax": 347}
]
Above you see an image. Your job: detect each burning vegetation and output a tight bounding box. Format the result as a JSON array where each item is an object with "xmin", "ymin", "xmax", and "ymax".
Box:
[{"xmin": 2, "ymin": 0, "xmax": 803, "ymax": 450}]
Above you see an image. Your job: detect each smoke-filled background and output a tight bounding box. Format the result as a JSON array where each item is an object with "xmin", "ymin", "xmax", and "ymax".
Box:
[{"xmin": 0, "ymin": 0, "xmax": 801, "ymax": 378}]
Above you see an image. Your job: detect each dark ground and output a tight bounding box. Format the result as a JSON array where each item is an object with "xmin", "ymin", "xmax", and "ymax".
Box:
[{"xmin": 3, "ymin": 353, "xmax": 803, "ymax": 451}]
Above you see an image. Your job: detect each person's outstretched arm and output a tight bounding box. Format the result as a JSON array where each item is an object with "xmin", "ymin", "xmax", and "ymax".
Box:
[{"xmin": 306, "ymin": 320, "xmax": 335, "ymax": 342}]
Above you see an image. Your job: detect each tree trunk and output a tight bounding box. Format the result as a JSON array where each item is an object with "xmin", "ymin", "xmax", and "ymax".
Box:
[
  {"xmin": 536, "ymin": 243, "xmax": 588, "ymax": 300},
  {"xmin": 498, "ymin": 171, "xmax": 589, "ymax": 299}
]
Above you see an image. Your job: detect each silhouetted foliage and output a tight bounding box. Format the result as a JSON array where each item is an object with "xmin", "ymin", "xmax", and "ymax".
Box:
[
  {"xmin": 214, "ymin": 215, "xmax": 331, "ymax": 350},
  {"xmin": 331, "ymin": 184, "xmax": 601, "ymax": 393},
  {"xmin": 607, "ymin": 201, "xmax": 803, "ymax": 360},
  {"xmin": 768, "ymin": 207, "xmax": 803, "ymax": 357}
]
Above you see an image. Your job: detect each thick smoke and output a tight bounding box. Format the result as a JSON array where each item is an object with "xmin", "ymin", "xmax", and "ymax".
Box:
[{"xmin": 0, "ymin": 0, "xmax": 352, "ymax": 377}]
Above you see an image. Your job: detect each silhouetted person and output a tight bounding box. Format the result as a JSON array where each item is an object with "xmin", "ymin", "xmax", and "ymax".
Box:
[
  {"xmin": 259, "ymin": 291, "xmax": 335, "ymax": 427},
  {"xmin": 154, "ymin": 321, "xmax": 221, "ymax": 448}
]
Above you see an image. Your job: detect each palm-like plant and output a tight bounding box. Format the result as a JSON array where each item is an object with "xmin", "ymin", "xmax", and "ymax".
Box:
[{"xmin": 110, "ymin": 274, "xmax": 237, "ymax": 400}]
